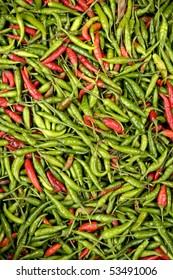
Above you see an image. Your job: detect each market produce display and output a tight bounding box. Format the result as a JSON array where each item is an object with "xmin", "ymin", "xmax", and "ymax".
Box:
[{"xmin": 0, "ymin": 0, "xmax": 173, "ymax": 260}]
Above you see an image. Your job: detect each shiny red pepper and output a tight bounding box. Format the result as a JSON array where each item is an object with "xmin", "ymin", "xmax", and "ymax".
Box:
[{"xmin": 46, "ymin": 171, "xmax": 67, "ymax": 192}]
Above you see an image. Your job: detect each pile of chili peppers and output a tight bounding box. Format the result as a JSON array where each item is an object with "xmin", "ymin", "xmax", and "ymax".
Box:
[{"xmin": 0, "ymin": 0, "xmax": 173, "ymax": 260}]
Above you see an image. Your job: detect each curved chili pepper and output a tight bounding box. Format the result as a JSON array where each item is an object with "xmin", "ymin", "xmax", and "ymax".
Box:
[
  {"xmin": 159, "ymin": 93, "xmax": 173, "ymax": 130},
  {"xmin": 102, "ymin": 118, "xmax": 124, "ymax": 134},
  {"xmin": 21, "ymin": 68, "xmax": 43, "ymax": 100},
  {"xmin": 9, "ymin": 53, "xmax": 26, "ymax": 64},
  {"xmin": 78, "ymin": 54, "xmax": 98, "ymax": 73},
  {"xmin": 78, "ymin": 221, "xmax": 104, "ymax": 232},
  {"xmin": 43, "ymin": 62, "xmax": 64, "ymax": 73},
  {"xmin": 4, "ymin": 109, "xmax": 22, "ymax": 123},
  {"xmin": 46, "ymin": 170, "xmax": 67, "ymax": 192},
  {"xmin": 41, "ymin": 45, "xmax": 67, "ymax": 64},
  {"xmin": 166, "ymin": 81, "xmax": 173, "ymax": 108},
  {"xmin": 79, "ymin": 248, "xmax": 90, "ymax": 259},
  {"xmin": 24, "ymin": 159, "xmax": 43, "ymax": 192},
  {"xmin": 78, "ymin": 83, "xmax": 94, "ymax": 101}
]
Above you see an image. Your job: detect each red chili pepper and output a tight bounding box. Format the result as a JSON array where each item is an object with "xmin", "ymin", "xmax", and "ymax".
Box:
[
  {"xmin": 61, "ymin": 0, "xmax": 84, "ymax": 12},
  {"xmin": 96, "ymin": 80, "xmax": 105, "ymax": 89},
  {"xmin": 77, "ymin": 0, "xmax": 94, "ymax": 18},
  {"xmin": 4, "ymin": 134, "xmax": 25, "ymax": 149},
  {"xmin": 2, "ymin": 72, "xmax": 8, "ymax": 84},
  {"xmin": 154, "ymin": 167, "xmax": 163, "ymax": 181},
  {"xmin": 157, "ymin": 185, "xmax": 167, "ymax": 207},
  {"xmin": 78, "ymin": 221, "xmax": 104, "ymax": 232},
  {"xmin": 4, "ymin": 108, "xmax": 22, "ymax": 123},
  {"xmin": 93, "ymin": 32, "xmax": 103, "ymax": 64},
  {"xmin": 79, "ymin": 248, "xmax": 90, "ymax": 259},
  {"xmin": 78, "ymin": 83, "xmax": 94, "ymax": 101},
  {"xmin": 78, "ymin": 54, "xmax": 98, "ymax": 73},
  {"xmin": 21, "ymin": 67, "xmax": 43, "ymax": 100},
  {"xmin": 43, "ymin": 217, "xmax": 52, "ymax": 226},
  {"xmin": 7, "ymin": 34, "xmax": 27, "ymax": 44},
  {"xmin": 6, "ymin": 145, "xmax": 16, "ymax": 151},
  {"xmin": 13, "ymin": 104, "xmax": 24, "ymax": 113},
  {"xmin": 120, "ymin": 44, "xmax": 133, "ymax": 65},
  {"xmin": 148, "ymin": 172, "xmax": 155, "ymax": 182},
  {"xmin": 149, "ymin": 110, "xmax": 157, "ymax": 122},
  {"xmin": 102, "ymin": 52, "xmax": 109, "ymax": 71},
  {"xmin": 102, "ymin": 118, "xmax": 124, "ymax": 134},
  {"xmin": 155, "ymin": 247, "xmax": 171, "ymax": 260},
  {"xmin": 66, "ymin": 48, "xmax": 78, "ymax": 68},
  {"xmin": 139, "ymin": 255, "xmax": 161, "ymax": 260},
  {"xmin": 156, "ymin": 79, "xmax": 164, "ymax": 87},
  {"xmin": 24, "ymin": 159, "xmax": 42, "ymax": 192},
  {"xmin": 43, "ymin": 62, "xmax": 64, "ymax": 73},
  {"xmin": 111, "ymin": 219, "xmax": 119, "ymax": 227},
  {"xmin": 83, "ymin": 115, "xmax": 94, "ymax": 127},
  {"xmin": 41, "ymin": 45, "xmax": 67, "ymax": 64},
  {"xmin": 9, "ymin": 25, "xmax": 37, "ymax": 36},
  {"xmin": 67, "ymin": 208, "xmax": 75, "ymax": 225},
  {"xmin": 159, "ymin": 93, "xmax": 173, "ymax": 130},
  {"xmin": 152, "ymin": 124, "xmax": 163, "ymax": 133},
  {"xmin": 46, "ymin": 171, "xmax": 67, "ymax": 192},
  {"xmin": 114, "ymin": 64, "xmax": 121, "ymax": 72},
  {"xmin": 32, "ymin": 80, "xmax": 40, "ymax": 88},
  {"xmin": 145, "ymin": 21, "xmax": 151, "ymax": 29},
  {"xmin": 9, "ymin": 53, "xmax": 26, "ymax": 64},
  {"xmin": 25, "ymin": 0, "xmax": 33, "ymax": 4},
  {"xmin": 81, "ymin": 25, "xmax": 91, "ymax": 41},
  {"xmin": 162, "ymin": 129, "xmax": 173, "ymax": 139},
  {"xmin": 83, "ymin": 115, "xmax": 101, "ymax": 132},
  {"xmin": 0, "ymin": 97, "xmax": 9, "ymax": 108},
  {"xmin": 74, "ymin": 69, "xmax": 93, "ymax": 83},
  {"xmin": 91, "ymin": 22, "xmax": 102, "ymax": 33},
  {"xmin": 25, "ymin": 153, "xmax": 32, "ymax": 159},
  {"xmin": 4, "ymin": 70, "xmax": 15, "ymax": 87},
  {"xmin": 0, "ymin": 187, "xmax": 5, "ymax": 193},
  {"xmin": 0, "ymin": 131, "xmax": 5, "ymax": 138},
  {"xmin": 166, "ymin": 81, "xmax": 173, "ymax": 108},
  {"xmin": 100, "ymin": 185, "xmax": 122, "ymax": 196},
  {"xmin": 45, "ymin": 243, "xmax": 62, "ymax": 257},
  {"xmin": 0, "ymin": 233, "xmax": 17, "ymax": 247}
]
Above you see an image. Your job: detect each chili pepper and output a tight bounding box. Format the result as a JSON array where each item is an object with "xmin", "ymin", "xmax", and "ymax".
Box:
[
  {"xmin": 21, "ymin": 68, "xmax": 43, "ymax": 100},
  {"xmin": 24, "ymin": 159, "xmax": 42, "ymax": 192},
  {"xmin": 46, "ymin": 171, "xmax": 67, "ymax": 193},
  {"xmin": 102, "ymin": 118, "xmax": 124, "ymax": 134},
  {"xmin": 10, "ymin": 25, "xmax": 37, "ymax": 36},
  {"xmin": 79, "ymin": 248, "xmax": 90, "ymax": 259},
  {"xmin": 157, "ymin": 185, "xmax": 167, "ymax": 207},
  {"xmin": 0, "ymin": 233, "xmax": 17, "ymax": 247},
  {"xmin": 78, "ymin": 222, "xmax": 104, "ymax": 232},
  {"xmin": 66, "ymin": 47, "xmax": 78, "ymax": 69},
  {"xmin": 7, "ymin": 34, "xmax": 27, "ymax": 44},
  {"xmin": 155, "ymin": 247, "xmax": 170, "ymax": 260},
  {"xmin": 159, "ymin": 93, "xmax": 173, "ymax": 130},
  {"xmin": 45, "ymin": 243, "xmax": 62, "ymax": 257}
]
